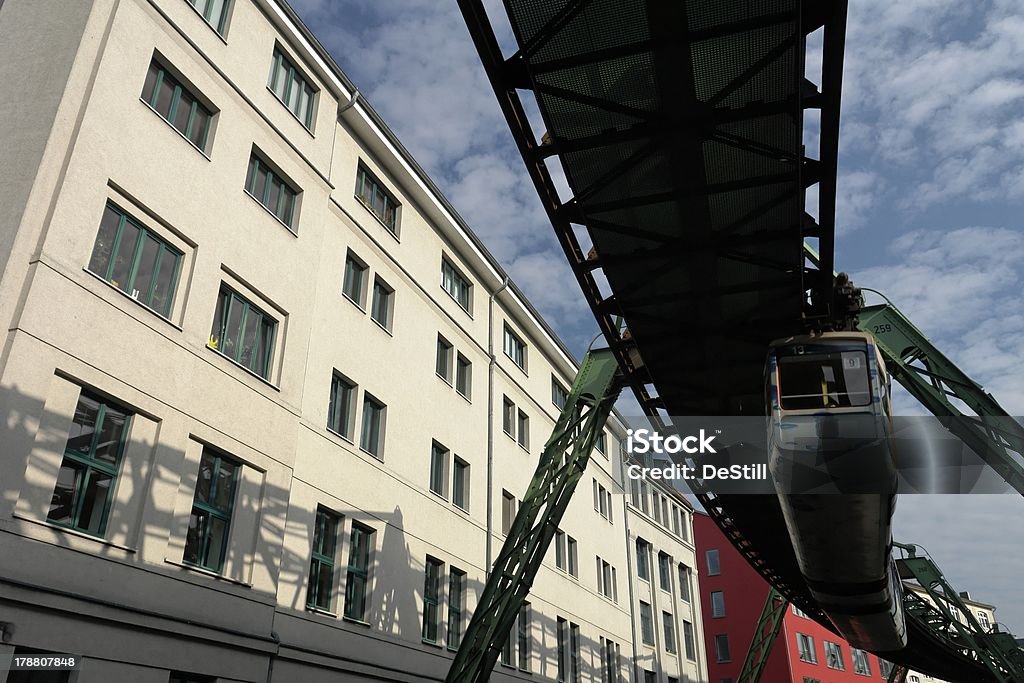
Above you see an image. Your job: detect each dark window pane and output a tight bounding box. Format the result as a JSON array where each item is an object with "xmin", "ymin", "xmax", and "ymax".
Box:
[
  {"xmin": 195, "ymin": 451, "xmax": 216, "ymax": 505},
  {"xmin": 151, "ymin": 247, "xmax": 179, "ymax": 316},
  {"xmin": 173, "ymin": 90, "xmax": 194, "ymax": 134},
  {"xmin": 47, "ymin": 461, "xmax": 83, "ymax": 525},
  {"xmin": 184, "ymin": 508, "xmax": 208, "ymax": 565},
  {"xmin": 76, "ymin": 470, "xmax": 113, "ymax": 535},
  {"xmin": 142, "ymin": 62, "xmax": 159, "ymax": 104},
  {"xmin": 239, "ymin": 307, "xmax": 261, "ymax": 370},
  {"xmin": 154, "ymin": 73, "xmax": 176, "ymax": 117},
  {"xmin": 92, "ymin": 405, "xmax": 127, "ymax": 465},
  {"xmin": 131, "ymin": 234, "xmax": 160, "ymax": 304},
  {"xmin": 267, "ymin": 176, "xmax": 282, "ymax": 217},
  {"xmin": 224, "ymin": 295, "xmax": 244, "ymax": 359},
  {"xmin": 205, "ymin": 515, "xmax": 228, "ymax": 570},
  {"xmin": 109, "ymin": 220, "xmax": 140, "ymax": 292},
  {"xmin": 252, "ymin": 167, "xmax": 268, "ymax": 204},
  {"xmin": 66, "ymin": 394, "xmax": 100, "ymax": 455},
  {"xmin": 213, "ymin": 459, "xmax": 237, "ymax": 511},
  {"xmin": 189, "ymin": 106, "xmax": 210, "ymax": 149},
  {"xmin": 258, "ymin": 319, "xmax": 275, "ymax": 377},
  {"xmin": 89, "ymin": 205, "xmax": 122, "ymax": 277}
]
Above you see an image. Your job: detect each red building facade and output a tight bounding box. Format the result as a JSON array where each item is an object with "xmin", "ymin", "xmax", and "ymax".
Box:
[{"xmin": 693, "ymin": 512, "xmax": 895, "ymax": 683}]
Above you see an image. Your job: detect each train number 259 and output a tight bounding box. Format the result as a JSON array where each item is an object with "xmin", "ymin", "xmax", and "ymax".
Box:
[{"xmin": 872, "ymin": 323, "xmax": 892, "ymax": 334}]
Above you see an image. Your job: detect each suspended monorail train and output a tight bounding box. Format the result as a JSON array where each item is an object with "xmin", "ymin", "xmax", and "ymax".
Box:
[{"xmin": 766, "ymin": 332, "xmax": 906, "ymax": 652}]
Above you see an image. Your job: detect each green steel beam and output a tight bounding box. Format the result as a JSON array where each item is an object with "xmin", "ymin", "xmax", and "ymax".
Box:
[
  {"xmin": 446, "ymin": 348, "xmax": 621, "ymax": 683},
  {"xmin": 857, "ymin": 303, "xmax": 1024, "ymax": 496},
  {"xmin": 736, "ymin": 588, "xmax": 788, "ymax": 683},
  {"xmin": 894, "ymin": 542, "xmax": 1024, "ymax": 683}
]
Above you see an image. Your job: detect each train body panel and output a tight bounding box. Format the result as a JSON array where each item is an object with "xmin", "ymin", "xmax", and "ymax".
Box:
[{"xmin": 766, "ymin": 332, "xmax": 907, "ymax": 652}]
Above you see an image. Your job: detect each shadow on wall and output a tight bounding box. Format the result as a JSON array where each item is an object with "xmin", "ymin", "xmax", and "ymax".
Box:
[{"xmin": 0, "ymin": 380, "xmax": 625, "ymax": 679}]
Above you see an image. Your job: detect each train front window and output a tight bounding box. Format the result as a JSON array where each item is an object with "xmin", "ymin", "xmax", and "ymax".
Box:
[{"xmin": 778, "ymin": 351, "xmax": 870, "ymax": 409}]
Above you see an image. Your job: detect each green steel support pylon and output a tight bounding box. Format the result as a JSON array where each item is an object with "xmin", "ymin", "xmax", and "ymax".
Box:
[
  {"xmin": 894, "ymin": 542, "xmax": 1024, "ymax": 682},
  {"xmin": 736, "ymin": 588, "xmax": 789, "ymax": 683},
  {"xmin": 857, "ymin": 303, "xmax": 1024, "ymax": 496},
  {"xmin": 446, "ymin": 348, "xmax": 621, "ymax": 683}
]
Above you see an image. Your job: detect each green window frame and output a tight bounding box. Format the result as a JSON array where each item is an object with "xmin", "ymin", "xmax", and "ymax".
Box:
[
  {"xmin": 88, "ymin": 203, "xmax": 182, "ymax": 318},
  {"xmin": 360, "ymin": 394, "xmax": 385, "ymax": 457},
  {"xmin": 370, "ymin": 276, "xmax": 393, "ymax": 330},
  {"xmin": 436, "ymin": 336, "xmax": 453, "ymax": 382},
  {"xmin": 429, "ymin": 442, "xmax": 448, "ymax": 498},
  {"xmin": 452, "ymin": 457, "xmax": 468, "ymax": 510},
  {"xmin": 556, "ymin": 617, "xmax": 567, "ymax": 682},
  {"xmin": 503, "ymin": 324, "xmax": 527, "ymax": 370},
  {"xmin": 186, "ymin": 0, "xmax": 231, "ymax": 34},
  {"xmin": 355, "ymin": 164, "xmax": 400, "ymax": 233},
  {"xmin": 307, "ymin": 507, "xmax": 340, "ymax": 611},
  {"xmin": 328, "ymin": 373, "xmax": 356, "ymax": 439},
  {"xmin": 344, "ymin": 523, "xmax": 372, "ymax": 621},
  {"xmin": 183, "ymin": 448, "xmax": 239, "ymax": 573},
  {"xmin": 640, "ymin": 601, "xmax": 654, "ymax": 645},
  {"xmin": 518, "ymin": 602, "xmax": 531, "ymax": 671},
  {"xmin": 245, "ymin": 153, "xmax": 299, "ymax": 229},
  {"xmin": 447, "ymin": 568, "xmax": 465, "ymax": 650},
  {"xmin": 210, "ymin": 286, "xmax": 277, "ymax": 380},
  {"xmin": 663, "ymin": 611, "xmax": 676, "ymax": 653},
  {"xmin": 142, "ymin": 60, "xmax": 213, "ymax": 151},
  {"xmin": 268, "ymin": 47, "xmax": 316, "ymax": 129},
  {"xmin": 342, "ymin": 252, "xmax": 367, "ymax": 307},
  {"xmin": 441, "ymin": 258, "xmax": 471, "ymax": 312},
  {"xmin": 47, "ymin": 391, "xmax": 132, "ymax": 537},
  {"xmin": 455, "ymin": 353, "xmax": 471, "ymax": 398},
  {"xmin": 422, "ymin": 556, "xmax": 443, "ymax": 643}
]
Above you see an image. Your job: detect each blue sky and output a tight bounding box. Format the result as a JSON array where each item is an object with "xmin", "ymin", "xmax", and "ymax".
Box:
[{"xmin": 287, "ymin": 0, "xmax": 1024, "ymax": 634}]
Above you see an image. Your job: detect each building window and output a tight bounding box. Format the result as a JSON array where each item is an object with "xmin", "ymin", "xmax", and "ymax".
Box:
[
  {"xmin": 715, "ymin": 634, "xmax": 731, "ymax": 662},
  {"xmin": 797, "ymin": 633, "xmax": 816, "ymax": 663},
  {"xmin": 636, "ymin": 539, "xmax": 650, "ymax": 581},
  {"xmin": 661, "ymin": 497, "xmax": 669, "ymax": 527},
  {"xmin": 639, "ymin": 481, "xmax": 649, "ymax": 514},
  {"xmin": 455, "ymin": 354, "xmax": 472, "ymax": 399},
  {"xmin": 502, "ymin": 396, "xmax": 515, "ymax": 437},
  {"xmin": 501, "ymin": 490, "xmax": 516, "ymax": 535},
  {"xmin": 517, "ymin": 410, "xmax": 529, "ymax": 449},
  {"xmin": 557, "ymin": 617, "xmax": 567, "ymax": 682},
  {"xmin": 328, "ymin": 373, "xmax": 356, "ymax": 439},
  {"xmin": 452, "ymin": 457, "xmax": 469, "ymax": 510},
  {"xmin": 501, "ymin": 617, "xmax": 514, "ymax": 666},
  {"xmin": 706, "ymin": 548, "xmax": 721, "ymax": 575},
  {"xmin": 183, "ymin": 448, "xmax": 239, "ymax": 573},
  {"xmin": 879, "ymin": 660, "xmax": 894, "ymax": 677},
  {"xmin": 554, "ymin": 530, "xmax": 566, "ymax": 570},
  {"xmin": 344, "ymin": 523, "xmax": 372, "ymax": 621},
  {"xmin": 652, "ymin": 492, "xmax": 661, "ymax": 524},
  {"xmin": 307, "ymin": 507, "xmax": 340, "ymax": 611},
  {"xmin": 567, "ymin": 536, "xmax": 578, "ymax": 577},
  {"xmin": 447, "ymin": 568, "xmax": 466, "ymax": 650},
  {"xmin": 142, "ymin": 59, "xmax": 213, "ymax": 151},
  {"xmin": 671, "ymin": 505, "xmax": 681, "ymax": 536},
  {"xmin": 429, "ymin": 442, "xmax": 448, "ymax": 498},
  {"xmin": 518, "ymin": 602, "xmax": 531, "ymax": 671},
  {"xmin": 245, "ymin": 152, "xmax": 299, "ymax": 229},
  {"xmin": 596, "ymin": 432, "xmax": 607, "ymax": 454},
  {"xmin": 186, "ymin": 0, "xmax": 231, "ymax": 35},
  {"xmin": 711, "ymin": 590, "xmax": 725, "ymax": 618},
  {"xmin": 441, "ymin": 258, "xmax": 471, "ymax": 312},
  {"xmin": 570, "ymin": 622, "xmax": 581, "ymax": 683},
  {"xmin": 644, "ymin": 672, "xmax": 656, "ymax": 683},
  {"xmin": 659, "ymin": 552, "xmax": 672, "ymax": 592},
  {"xmin": 359, "ymin": 394, "xmax": 386, "ymax": 458},
  {"xmin": 682, "ymin": 620, "xmax": 696, "ymax": 661},
  {"xmin": 342, "ymin": 252, "xmax": 368, "ymax": 307},
  {"xmin": 662, "ymin": 612, "xmax": 676, "ymax": 653},
  {"xmin": 47, "ymin": 391, "xmax": 131, "ymax": 537},
  {"xmin": 851, "ymin": 648, "xmax": 871, "ymax": 675},
  {"xmin": 630, "ymin": 478, "xmax": 640, "ymax": 508},
  {"xmin": 979, "ymin": 611, "xmax": 991, "ymax": 629},
  {"xmin": 824, "ymin": 641, "xmax": 845, "ymax": 670},
  {"xmin": 210, "ymin": 286, "xmax": 276, "ymax": 380},
  {"xmin": 640, "ymin": 601, "xmax": 654, "ymax": 645},
  {"xmin": 356, "ymin": 164, "xmax": 400, "ymax": 234},
  {"xmin": 268, "ymin": 47, "xmax": 316, "ymax": 128},
  {"xmin": 89, "ymin": 203, "xmax": 182, "ymax": 318},
  {"xmin": 678, "ymin": 563, "xmax": 691, "ymax": 602},
  {"xmin": 503, "ymin": 324, "xmax": 527, "ymax": 371},
  {"xmin": 792, "ymin": 604, "xmax": 810, "ymax": 618},
  {"xmin": 552, "ymin": 376, "xmax": 569, "ymax": 409},
  {"xmin": 370, "ymin": 277, "xmax": 394, "ymax": 331},
  {"xmin": 436, "ymin": 335, "xmax": 454, "ymax": 382},
  {"xmin": 421, "ymin": 556, "xmax": 443, "ymax": 643}
]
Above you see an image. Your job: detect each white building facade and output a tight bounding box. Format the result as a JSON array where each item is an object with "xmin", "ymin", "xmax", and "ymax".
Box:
[{"xmin": 0, "ymin": 1, "xmax": 708, "ymax": 682}]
